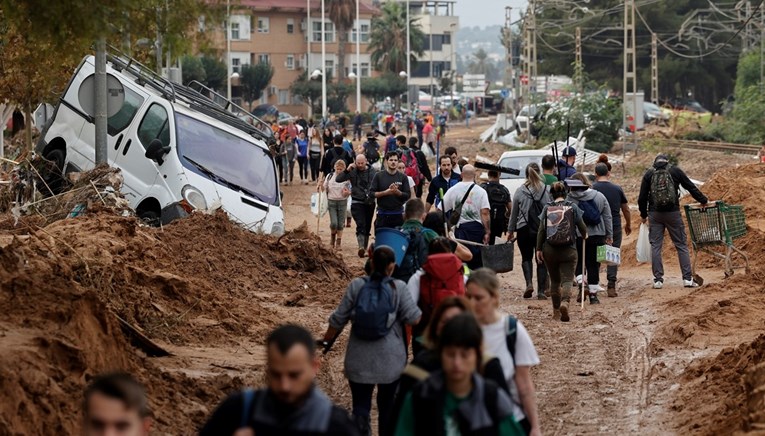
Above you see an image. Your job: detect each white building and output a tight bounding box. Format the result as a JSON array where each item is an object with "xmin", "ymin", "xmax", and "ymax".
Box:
[{"xmin": 399, "ymin": 1, "xmax": 459, "ymax": 97}]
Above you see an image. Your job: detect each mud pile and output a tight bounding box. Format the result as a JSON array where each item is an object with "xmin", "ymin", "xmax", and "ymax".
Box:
[{"xmin": 0, "ymin": 208, "xmax": 352, "ymax": 433}]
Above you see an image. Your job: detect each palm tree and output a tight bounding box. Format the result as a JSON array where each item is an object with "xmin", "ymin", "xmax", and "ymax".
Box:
[
  {"xmin": 468, "ymin": 49, "xmax": 490, "ymax": 75},
  {"xmin": 328, "ymin": 0, "xmax": 355, "ymax": 81},
  {"xmin": 368, "ymin": 1, "xmax": 425, "ymax": 74}
]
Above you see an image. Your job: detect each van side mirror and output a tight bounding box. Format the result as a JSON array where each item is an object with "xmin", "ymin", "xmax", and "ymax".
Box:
[{"xmin": 145, "ymin": 139, "xmax": 171, "ymax": 165}]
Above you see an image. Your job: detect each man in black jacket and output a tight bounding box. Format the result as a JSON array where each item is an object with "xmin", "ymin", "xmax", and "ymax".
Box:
[
  {"xmin": 321, "ymin": 135, "xmax": 353, "ymax": 177},
  {"xmin": 638, "ymin": 154, "xmax": 708, "ymax": 289},
  {"xmin": 337, "ymin": 154, "xmax": 378, "ymax": 257},
  {"xmin": 425, "ymin": 155, "xmax": 461, "ymax": 212},
  {"xmin": 200, "ymin": 325, "xmax": 358, "ymax": 436},
  {"xmin": 371, "ymin": 151, "xmax": 411, "ymax": 229}
]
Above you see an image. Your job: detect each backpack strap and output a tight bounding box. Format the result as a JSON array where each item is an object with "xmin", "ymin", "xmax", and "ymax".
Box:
[
  {"xmin": 240, "ymin": 388, "xmax": 256, "ymax": 428},
  {"xmin": 505, "ymin": 316, "xmax": 517, "ymax": 367},
  {"xmin": 483, "ymin": 380, "xmax": 500, "ymax": 428}
]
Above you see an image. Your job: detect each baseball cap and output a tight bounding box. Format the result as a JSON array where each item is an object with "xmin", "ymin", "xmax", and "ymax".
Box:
[{"xmin": 562, "ymin": 146, "xmax": 577, "ymax": 157}]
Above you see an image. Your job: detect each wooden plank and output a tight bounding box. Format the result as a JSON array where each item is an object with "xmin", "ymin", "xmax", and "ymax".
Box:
[{"xmin": 116, "ymin": 315, "xmax": 171, "ymax": 357}]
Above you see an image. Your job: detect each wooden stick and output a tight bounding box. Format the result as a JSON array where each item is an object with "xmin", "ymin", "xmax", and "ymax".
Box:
[{"xmin": 581, "ymin": 237, "xmax": 587, "ymax": 309}]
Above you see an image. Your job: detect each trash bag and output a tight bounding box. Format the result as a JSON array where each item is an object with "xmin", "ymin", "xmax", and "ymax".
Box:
[
  {"xmin": 636, "ymin": 223, "xmax": 651, "ymax": 263},
  {"xmin": 311, "ymin": 192, "xmax": 328, "ymax": 217}
]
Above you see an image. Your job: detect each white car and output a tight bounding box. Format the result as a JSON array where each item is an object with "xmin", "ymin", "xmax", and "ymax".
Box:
[
  {"xmin": 37, "ymin": 53, "xmax": 285, "ymax": 235},
  {"xmin": 495, "ymin": 149, "xmax": 551, "ymax": 194},
  {"xmin": 514, "ymin": 105, "xmax": 539, "ymax": 132}
]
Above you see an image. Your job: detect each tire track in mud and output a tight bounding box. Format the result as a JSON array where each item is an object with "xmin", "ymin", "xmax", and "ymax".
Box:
[{"xmin": 501, "ymin": 275, "xmax": 667, "ymax": 435}]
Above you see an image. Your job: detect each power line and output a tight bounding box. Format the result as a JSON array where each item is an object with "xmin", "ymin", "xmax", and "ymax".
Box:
[{"xmin": 635, "ymin": 0, "xmax": 764, "ymax": 59}]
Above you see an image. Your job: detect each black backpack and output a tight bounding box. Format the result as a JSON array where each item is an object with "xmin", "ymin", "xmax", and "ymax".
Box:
[
  {"xmin": 363, "ymin": 141, "xmax": 380, "ymax": 164},
  {"xmin": 525, "ymin": 187, "xmax": 547, "ymax": 235},
  {"xmin": 482, "ymin": 182, "xmax": 511, "ymax": 223},
  {"xmin": 393, "ymin": 227, "xmax": 428, "ymax": 283},
  {"xmin": 579, "ymin": 199, "xmax": 602, "ymax": 226}
]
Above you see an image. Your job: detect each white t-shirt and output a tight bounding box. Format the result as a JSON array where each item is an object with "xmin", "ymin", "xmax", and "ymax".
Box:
[
  {"xmin": 407, "ymin": 270, "xmax": 425, "ymax": 305},
  {"xmin": 482, "ymin": 316, "xmax": 541, "ymax": 421},
  {"xmin": 442, "ymin": 182, "xmax": 490, "ymax": 227},
  {"xmin": 406, "ymin": 175, "xmax": 416, "ymax": 191}
]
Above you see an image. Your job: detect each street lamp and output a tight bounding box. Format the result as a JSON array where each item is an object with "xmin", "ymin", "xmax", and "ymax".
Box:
[
  {"xmin": 399, "ymin": 71, "xmax": 408, "ymax": 78},
  {"xmin": 311, "ymin": 69, "xmax": 323, "ymax": 80},
  {"xmin": 355, "ymin": 0, "xmax": 361, "ymax": 114},
  {"xmin": 226, "ymin": 0, "xmax": 232, "ymax": 100}
]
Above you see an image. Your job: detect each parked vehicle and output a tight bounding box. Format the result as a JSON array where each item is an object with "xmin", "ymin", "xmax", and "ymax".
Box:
[
  {"xmin": 643, "ymin": 101, "xmax": 670, "ymax": 126},
  {"xmin": 494, "ymin": 149, "xmax": 551, "ymax": 194},
  {"xmin": 37, "ymin": 52, "xmax": 285, "ymax": 235},
  {"xmin": 514, "ymin": 105, "xmax": 539, "ymax": 132}
]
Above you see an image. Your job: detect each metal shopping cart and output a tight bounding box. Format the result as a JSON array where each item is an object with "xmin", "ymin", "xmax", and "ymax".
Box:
[{"xmin": 684, "ymin": 201, "xmax": 750, "ymax": 278}]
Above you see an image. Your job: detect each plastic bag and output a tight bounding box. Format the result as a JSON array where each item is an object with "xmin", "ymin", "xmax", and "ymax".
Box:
[
  {"xmin": 636, "ymin": 223, "xmax": 651, "ymax": 263},
  {"xmin": 311, "ymin": 192, "xmax": 329, "ymax": 217},
  {"xmin": 346, "ymin": 196, "xmax": 352, "ymax": 214}
]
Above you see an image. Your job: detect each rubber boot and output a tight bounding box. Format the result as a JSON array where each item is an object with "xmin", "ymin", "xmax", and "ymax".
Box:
[
  {"xmin": 521, "ymin": 261, "xmax": 534, "ymax": 298},
  {"xmin": 552, "ymin": 294, "xmax": 561, "ymax": 320},
  {"xmin": 536, "ymin": 262, "xmax": 548, "ymax": 299}
]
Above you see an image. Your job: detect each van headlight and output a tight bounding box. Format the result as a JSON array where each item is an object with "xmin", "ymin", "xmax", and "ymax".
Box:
[
  {"xmin": 182, "ymin": 185, "xmax": 207, "ymax": 210},
  {"xmin": 271, "ymin": 221, "xmax": 285, "ymax": 236}
]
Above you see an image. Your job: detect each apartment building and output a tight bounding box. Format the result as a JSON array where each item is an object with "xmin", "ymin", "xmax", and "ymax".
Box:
[
  {"xmin": 219, "ymin": 0, "xmax": 379, "ymax": 116},
  {"xmin": 398, "ymin": 0, "xmax": 459, "ymax": 98}
]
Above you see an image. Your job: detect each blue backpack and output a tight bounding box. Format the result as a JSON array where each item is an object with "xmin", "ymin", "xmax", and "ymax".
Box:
[
  {"xmin": 352, "ymin": 277, "xmax": 397, "ymax": 340},
  {"xmin": 579, "ymin": 199, "xmax": 602, "ymax": 226}
]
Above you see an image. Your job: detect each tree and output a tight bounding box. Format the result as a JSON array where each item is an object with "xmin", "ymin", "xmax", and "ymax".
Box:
[
  {"xmin": 239, "ymin": 62, "xmax": 274, "ymax": 109},
  {"xmin": 467, "ymin": 49, "xmax": 498, "ymax": 81},
  {"xmin": 200, "ymin": 56, "xmax": 227, "ymax": 92},
  {"xmin": 328, "ymin": 0, "xmax": 355, "ymax": 81},
  {"xmin": 368, "ymin": 1, "xmax": 425, "ymax": 74},
  {"xmin": 360, "ymin": 73, "xmax": 407, "ymax": 110},
  {"xmin": 181, "ymin": 55, "xmax": 206, "ymax": 85},
  {"xmin": 290, "ymin": 72, "xmax": 323, "ymax": 115}
]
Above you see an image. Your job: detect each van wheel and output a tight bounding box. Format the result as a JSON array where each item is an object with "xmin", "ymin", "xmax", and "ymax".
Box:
[
  {"xmin": 42, "ymin": 148, "xmax": 66, "ymax": 195},
  {"xmin": 138, "ymin": 210, "xmax": 161, "ymax": 227}
]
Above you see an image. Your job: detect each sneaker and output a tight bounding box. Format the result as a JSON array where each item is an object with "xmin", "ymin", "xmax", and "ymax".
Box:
[
  {"xmin": 607, "ymin": 285, "xmax": 618, "ymax": 298},
  {"xmin": 683, "ymin": 280, "xmax": 700, "ymax": 288},
  {"xmin": 523, "ymin": 287, "xmax": 534, "ymax": 299},
  {"xmin": 589, "ymin": 294, "xmax": 601, "ymax": 305},
  {"xmin": 653, "ymin": 280, "xmax": 663, "ymax": 289},
  {"xmin": 560, "ymin": 304, "xmax": 570, "ymax": 322},
  {"xmin": 575, "ymin": 275, "xmax": 583, "ymax": 285}
]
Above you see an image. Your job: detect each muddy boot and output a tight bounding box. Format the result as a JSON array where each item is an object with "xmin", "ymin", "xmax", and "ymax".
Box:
[
  {"xmin": 356, "ymin": 234, "xmax": 366, "ymax": 257},
  {"xmin": 552, "ymin": 294, "xmax": 561, "ymax": 320},
  {"xmin": 553, "ymin": 308, "xmax": 561, "ymax": 319},
  {"xmin": 346, "ymin": 216, "xmax": 352, "ymax": 228},
  {"xmin": 537, "ymin": 263, "xmax": 549, "ymax": 299},
  {"xmin": 522, "ymin": 261, "xmax": 534, "ymax": 299},
  {"xmin": 560, "ymin": 302, "xmax": 570, "ymax": 322},
  {"xmin": 330, "ymin": 232, "xmax": 336, "ymax": 248},
  {"xmin": 336, "ymin": 235, "xmax": 342, "ymax": 248},
  {"xmin": 607, "ymin": 282, "xmax": 618, "ymax": 297}
]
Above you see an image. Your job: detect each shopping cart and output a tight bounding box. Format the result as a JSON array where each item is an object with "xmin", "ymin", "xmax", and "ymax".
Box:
[{"xmin": 684, "ymin": 201, "xmax": 750, "ymax": 277}]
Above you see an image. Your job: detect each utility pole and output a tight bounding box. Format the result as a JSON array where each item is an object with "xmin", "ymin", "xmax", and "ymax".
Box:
[
  {"xmin": 760, "ymin": 7, "xmax": 764, "ymax": 94},
  {"xmin": 505, "ymin": 7, "xmax": 515, "ymax": 109},
  {"xmin": 321, "ymin": 0, "xmax": 327, "ymax": 121},
  {"xmin": 355, "ymin": 0, "xmax": 361, "ymax": 112},
  {"xmin": 95, "ymin": 38, "xmax": 108, "ymax": 165},
  {"xmin": 525, "ymin": 0, "xmax": 537, "ymax": 144},
  {"xmin": 306, "ymin": 0, "xmax": 312, "ymax": 118},
  {"xmin": 406, "ymin": 0, "xmax": 411, "ymax": 110},
  {"xmin": 623, "ymin": 0, "xmax": 637, "ymax": 156},
  {"xmin": 226, "ymin": 0, "xmax": 232, "ymax": 101},
  {"xmin": 651, "ymin": 33, "xmax": 659, "ymax": 104},
  {"xmin": 575, "ymin": 26, "xmax": 582, "ymax": 93}
]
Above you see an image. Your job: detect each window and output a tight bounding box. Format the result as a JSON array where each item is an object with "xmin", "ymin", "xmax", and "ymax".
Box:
[
  {"xmin": 137, "ymin": 104, "xmax": 170, "ymax": 149},
  {"xmin": 232, "ymin": 58, "xmax": 241, "ymax": 74},
  {"xmin": 278, "ymin": 90, "xmax": 289, "ymax": 105},
  {"xmin": 443, "ymin": 34, "xmax": 451, "ymax": 45},
  {"xmin": 325, "ymin": 59, "xmax": 334, "ymax": 80},
  {"xmin": 350, "ymin": 22, "xmax": 370, "ymax": 43},
  {"xmin": 361, "ymin": 62, "xmax": 370, "ymax": 77},
  {"xmin": 312, "ymin": 21, "xmax": 335, "ymax": 42},
  {"xmin": 258, "ymin": 54, "xmax": 270, "ymax": 64},
  {"xmin": 259, "ymin": 94, "xmax": 268, "ymax": 105},
  {"xmin": 257, "ymin": 17, "xmax": 269, "ymax": 33},
  {"xmin": 286, "ymin": 55, "xmax": 295, "ymax": 70},
  {"xmin": 287, "ymin": 18, "xmax": 294, "ymax": 34},
  {"xmin": 230, "ymin": 22, "xmax": 240, "ymax": 40},
  {"xmin": 108, "ymin": 87, "xmax": 145, "ymax": 136}
]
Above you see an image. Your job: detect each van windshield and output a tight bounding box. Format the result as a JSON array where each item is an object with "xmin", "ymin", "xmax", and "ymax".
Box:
[
  {"xmin": 175, "ymin": 113, "xmax": 278, "ymax": 206},
  {"xmin": 498, "ymin": 156, "xmax": 543, "ymax": 180}
]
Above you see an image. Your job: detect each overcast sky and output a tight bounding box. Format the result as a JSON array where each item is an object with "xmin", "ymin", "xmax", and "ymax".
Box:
[{"xmin": 454, "ymin": 0, "xmax": 528, "ymax": 28}]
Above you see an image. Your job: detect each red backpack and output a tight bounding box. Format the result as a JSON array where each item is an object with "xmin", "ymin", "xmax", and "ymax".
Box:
[
  {"xmin": 402, "ymin": 149, "xmax": 422, "ymax": 186},
  {"xmin": 419, "ymin": 253, "xmax": 465, "ymax": 319}
]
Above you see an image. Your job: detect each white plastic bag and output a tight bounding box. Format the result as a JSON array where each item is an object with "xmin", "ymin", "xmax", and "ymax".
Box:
[
  {"xmin": 346, "ymin": 196, "xmax": 352, "ymax": 214},
  {"xmin": 310, "ymin": 192, "xmax": 329, "ymax": 217},
  {"xmin": 636, "ymin": 223, "xmax": 651, "ymax": 263}
]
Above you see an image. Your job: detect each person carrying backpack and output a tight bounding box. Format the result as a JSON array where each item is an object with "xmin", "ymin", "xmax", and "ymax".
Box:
[
  {"xmin": 322, "ymin": 135, "xmax": 354, "ymax": 177},
  {"xmin": 396, "ymin": 135, "xmax": 424, "ymax": 190},
  {"xmin": 201, "ymin": 325, "xmax": 358, "ymax": 436},
  {"xmin": 565, "ymin": 173, "xmax": 613, "ymax": 305},
  {"xmin": 407, "ymin": 137, "xmax": 433, "ymax": 199},
  {"xmin": 394, "ymin": 199, "xmax": 438, "ymax": 283},
  {"xmin": 465, "ymin": 269, "xmax": 541, "ymax": 436},
  {"xmin": 536, "ymin": 182, "xmax": 588, "ymax": 322},
  {"xmin": 394, "ymin": 313, "xmax": 525, "ymax": 436},
  {"xmin": 638, "ymin": 153, "xmax": 708, "ymax": 289},
  {"xmin": 481, "ymin": 170, "xmax": 512, "ymax": 245},
  {"xmin": 322, "ymin": 246, "xmax": 422, "ymax": 436},
  {"xmin": 405, "ymin": 237, "xmax": 465, "ymax": 356},
  {"xmin": 507, "ymin": 163, "xmax": 550, "ymax": 300},
  {"xmin": 362, "ymin": 132, "xmax": 381, "ymax": 168},
  {"xmin": 385, "ymin": 128, "xmax": 398, "ymax": 155}
]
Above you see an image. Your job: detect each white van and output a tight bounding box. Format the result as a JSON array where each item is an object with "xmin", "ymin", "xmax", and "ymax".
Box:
[
  {"xmin": 495, "ymin": 149, "xmax": 551, "ymax": 195},
  {"xmin": 37, "ymin": 52, "xmax": 284, "ymax": 235}
]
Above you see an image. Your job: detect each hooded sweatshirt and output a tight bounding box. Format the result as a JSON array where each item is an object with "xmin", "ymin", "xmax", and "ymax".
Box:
[
  {"xmin": 637, "ymin": 160, "xmax": 708, "ymax": 218},
  {"xmin": 508, "ymin": 183, "xmax": 551, "ymax": 232},
  {"xmin": 566, "ymin": 188, "xmax": 613, "ymax": 239}
]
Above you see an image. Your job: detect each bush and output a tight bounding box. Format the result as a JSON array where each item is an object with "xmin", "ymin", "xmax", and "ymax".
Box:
[{"xmin": 536, "ymin": 90, "xmax": 622, "ymax": 152}]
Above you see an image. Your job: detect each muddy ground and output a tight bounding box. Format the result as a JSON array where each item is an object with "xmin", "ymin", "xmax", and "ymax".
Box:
[{"xmin": 1, "ymin": 118, "xmax": 765, "ymax": 435}]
